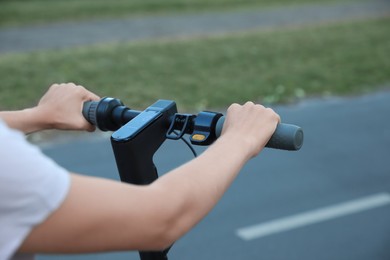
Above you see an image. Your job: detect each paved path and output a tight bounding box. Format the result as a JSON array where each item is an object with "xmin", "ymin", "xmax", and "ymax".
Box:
[
  {"xmin": 37, "ymin": 91, "xmax": 390, "ymax": 260},
  {"xmin": 0, "ymin": 0, "xmax": 389, "ymax": 53}
]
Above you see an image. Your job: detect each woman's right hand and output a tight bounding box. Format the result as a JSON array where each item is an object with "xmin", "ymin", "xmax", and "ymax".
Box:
[{"xmin": 221, "ymin": 102, "xmax": 280, "ymax": 159}]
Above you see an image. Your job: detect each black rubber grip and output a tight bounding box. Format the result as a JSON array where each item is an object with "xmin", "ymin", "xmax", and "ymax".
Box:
[
  {"xmin": 82, "ymin": 101, "xmax": 99, "ymax": 126},
  {"xmin": 215, "ymin": 117, "xmax": 303, "ymax": 151}
]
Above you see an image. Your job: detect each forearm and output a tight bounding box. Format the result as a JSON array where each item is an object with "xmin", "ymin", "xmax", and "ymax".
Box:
[
  {"xmin": 151, "ymin": 133, "xmax": 252, "ymax": 242},
  {"xmin": 19, "ymin": 134, "xmax": 253, "ymax": 253},
  {"xmin": 0, "ymin": 108, "xmax": 48, "ymax": 134}
]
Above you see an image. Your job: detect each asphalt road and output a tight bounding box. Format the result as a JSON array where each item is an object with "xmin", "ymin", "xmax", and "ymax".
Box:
[{"xmin": 37, "ymin": 90, "xmax": 390, "ymax": 260}]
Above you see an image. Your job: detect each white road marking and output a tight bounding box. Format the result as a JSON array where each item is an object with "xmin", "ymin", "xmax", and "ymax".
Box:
[{"xmin": 236, "ymin": 193, "xmax": 390, "ymax": 241}]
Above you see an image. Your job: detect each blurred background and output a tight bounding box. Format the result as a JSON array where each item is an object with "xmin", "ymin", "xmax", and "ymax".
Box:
[
  {"xmin": 1, "ymin": 0, "xmax": 389, "ymax": 111},
  {"xmin": 0, "ymin": 0, "xmax": 389, "ymax": 259}
]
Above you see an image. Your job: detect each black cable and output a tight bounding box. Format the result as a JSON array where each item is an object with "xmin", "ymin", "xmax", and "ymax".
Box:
[{"xmin": 173, "ymin": 130, "xmax": 198, "ymax": 157}]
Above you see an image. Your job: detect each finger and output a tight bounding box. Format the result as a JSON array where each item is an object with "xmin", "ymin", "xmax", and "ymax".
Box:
[
  {"xmin": 265, "ymin": 107, "xmax": 281, "ymax": 123},
  {"xmin": 76, "ymin": 85, "xmax": 100, "ymax": 101},
  {"xmin": 244, "ymin": 101, "xmax": 255, "ymax": 106},
  {"xmin": 227, "ymin": 103, "xmax": 240, "ymax": 113},
  {"xmin": 87, "ymin": 92, "xmax": 101, "ymax": 101},
  {"xmin": 66, "ymin": 82, "xmax": 77, "ymax": 87},
  {"xmin": 86, "ymin": 124, "xmax": 96, "ymax": 132}
]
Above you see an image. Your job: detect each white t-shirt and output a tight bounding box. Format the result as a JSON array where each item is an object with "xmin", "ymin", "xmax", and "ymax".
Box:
[{"xmin": 0, "ymin": 120, "xmax": 70, "ymax": 260}]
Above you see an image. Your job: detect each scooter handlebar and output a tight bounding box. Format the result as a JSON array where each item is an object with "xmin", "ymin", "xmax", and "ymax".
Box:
[{"xmin": 83, "ymin": 99, "xmax": 304, "ymax": 151}]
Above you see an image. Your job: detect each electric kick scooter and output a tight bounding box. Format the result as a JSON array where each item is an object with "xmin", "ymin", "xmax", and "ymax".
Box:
[{"xmin": 83, "ymin": 97, "xmax": 304, "ymax": 260}]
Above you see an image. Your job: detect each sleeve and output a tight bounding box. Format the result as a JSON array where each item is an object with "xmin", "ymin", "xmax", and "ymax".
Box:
[{"xmin": 0, "ymin": 120, "xmax": 70, "ymax": 260}]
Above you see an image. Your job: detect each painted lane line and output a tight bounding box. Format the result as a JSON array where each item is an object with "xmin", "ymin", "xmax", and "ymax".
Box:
[{"xmin": 236, "ymin": 193, "xmax": 390, "ymax": 241}]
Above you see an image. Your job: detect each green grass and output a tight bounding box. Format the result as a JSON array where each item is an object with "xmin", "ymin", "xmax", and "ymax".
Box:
[
  {"xmin": 0, "ymin": 0, "xmax": 355, "ymax": 27},
  {"xmin": 0, "ymin": 17, "xmax": 389, "ymax": 111}
]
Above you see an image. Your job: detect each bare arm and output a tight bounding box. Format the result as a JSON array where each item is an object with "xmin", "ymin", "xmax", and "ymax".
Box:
[
  {"xmin": 0, "ymin": 83, "xmax": 99, "ymax": 134},
  {"xmin": 19, "ymin": 102, "xmax": 280, "ymax": 253}
]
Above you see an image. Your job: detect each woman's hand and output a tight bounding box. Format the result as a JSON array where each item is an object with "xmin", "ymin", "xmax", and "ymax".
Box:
[
  {"xmin": 34, "ymin": 83, "xmax": 100, "ymax": 132},
  {"xmin": 0, "ymin": 83, "xmax": 100, "ymax": 133},
  {"xmin": 221, "ymin": 102, "xmax": 280, "ymax": 159}
]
